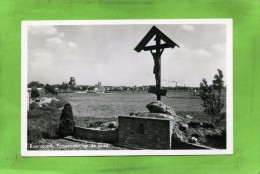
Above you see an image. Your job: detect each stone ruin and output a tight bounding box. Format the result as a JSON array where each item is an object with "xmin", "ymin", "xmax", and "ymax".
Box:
[
  {"xmin": 119, "ymin": 101, "xmax": 225, "ymax": 149},
  {"xmin": 129, "ymin": 101, "xmax": 189, "ymax": 145},
  {"xmin": 73, "ymin": 101, "xmax": 225, "ymax": 149}
]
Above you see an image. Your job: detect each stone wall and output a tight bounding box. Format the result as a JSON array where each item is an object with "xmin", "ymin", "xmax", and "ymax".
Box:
[
  {"xmin": 74, "ymin": 118, "xmax": 211, "ymax": 150},
  {"xmin": 73, "ymin": 126, "xmax": 118, "ymax": 143},
  {"xmin": 118, "ymin": 116, "xmax": 172, "ymax": 149}
]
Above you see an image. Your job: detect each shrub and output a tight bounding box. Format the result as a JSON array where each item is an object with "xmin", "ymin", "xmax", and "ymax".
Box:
[
  {"xmin": 44, "ymin": 84, "xmax": 57, "ymax": 95},
  {"xmin": 216, "ymin": 112, "xmax": 226, "ymax": 124},
  {"xmin": 28, "ymin": 106, "xmax": 60, "ymax": 119},
  {"xmin": 221, "ymin": 128, "xmax": 226, "ymax": 138},
  {"xmin": 28, "ymin": 128, "xmax": 43, "ymax": 144},
  {"xmin": 28, "ymin": 120, "xmax": 59, "ymax": 143},
  {"xmin": 187, "ymin": 120, "xmax": 201, "ymax": 128},
  {"xmin": 39, "ymin": 105, "xmax": 59, "ymax": 112},
  {"xmin": 48, "ymin": 99, "xmax": 68, "ymax": 108},
  {"xmin": 41, "ymin": 123, "xmax": 59, "ymax": 139},
  {"xmin": 28, "ymin": 106, "xmax": 61, "ymax": 143},
  {"xmin": 28, "ymin": 109, "xmax": 46, "ymax": 119},
  {"xmin": 59, "ymin": 104, "xmax": 75, "ymax": 137},
  {"xmin": 31, "ymin": 88, "xmax": 40, "ymax": 98},
  {"xmin": 29, "ymin": 102, "xmax": 39, "ymax": 110},
  {"xmin": 202, "ymin": 121, "xmax": 216, "ymax": 129}
]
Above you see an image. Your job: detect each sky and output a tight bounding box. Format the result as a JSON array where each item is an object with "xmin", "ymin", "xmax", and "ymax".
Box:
[{"xmin": 27, "ymin": 23, "xmax": 226, "ymax": 87}]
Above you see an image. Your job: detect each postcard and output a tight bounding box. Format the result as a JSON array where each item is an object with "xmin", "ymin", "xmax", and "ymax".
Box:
[{"xmin": 21, "ymin": 19, "xmax": 233, "ymax": 156}]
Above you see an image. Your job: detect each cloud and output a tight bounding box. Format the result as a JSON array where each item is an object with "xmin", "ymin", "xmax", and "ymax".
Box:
[
  {"xmin": 46, "ymin": 35, "xmax": 77, "ymax": 50},
  {"xmin": 29, "ymin": 50, "xmax": 53, "ymax": 67},
  {"xmin": 28, "ymin": 26, "xmax": 58, "ymax": 35},
  {"xmin": 194, "ymin": 49, "xmax": 211, "ymax": 57},
  {"xmin": 170, "ymin": 46, "xmax": 211, "ymax": 60},
  {"xmin": 67, "ymin": 42, "xmax": 78, "ymax": 48},
  {"xmin": 46, "ymin": 37, "xmax": 63, "ymax": 46},
  {"xmin": 29, "ymin": 25, "xmax": 76, "ymax": 50},
  {"xmin": 180, "ymin": 25, "xmax": 194, "ymax": 31},
  {"xmin": 212, "ymin": 43, "xmax": 226, "ymax": 52},
  {"xmin": 46, "ymin": 37, "xmax": 78, "ymax": 50},
  {"xmin": 58, "ymin": 32, "xmax": 65, "ymax": 37}
]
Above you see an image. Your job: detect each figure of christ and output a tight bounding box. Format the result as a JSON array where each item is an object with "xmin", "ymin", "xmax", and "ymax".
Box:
[{"xmin": 150, "ymin": 48, "xmax": 164, "ymax": 87}]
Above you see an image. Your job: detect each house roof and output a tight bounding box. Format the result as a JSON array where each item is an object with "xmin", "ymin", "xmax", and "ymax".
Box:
[{"xmin": 134, "ymin": 26, "xmax": 179, "ymax": 52}]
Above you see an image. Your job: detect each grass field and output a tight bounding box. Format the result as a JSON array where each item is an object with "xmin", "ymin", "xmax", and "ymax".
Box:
[
  {"xmin": 61, "ymin": 91, "xmax": 226, "ymax": 143},
  {"xmin": 60, "ymin": 91, "xmax": 226, "ymax": 124},
  {"xmin": 60, "ymin": 91, "xmax": 219, "ymax": 117}
]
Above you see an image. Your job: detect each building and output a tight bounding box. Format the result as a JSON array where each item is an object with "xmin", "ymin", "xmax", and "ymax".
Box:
[
  {"xmin": 95, "ymin": 81, "xmax": 105, "ymax": 93},
  {"xmin": 69, "ymin": 77, "xmax": 76, "ymax": 89}
]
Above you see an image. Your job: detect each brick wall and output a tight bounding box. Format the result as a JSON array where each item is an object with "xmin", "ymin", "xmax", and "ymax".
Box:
[
  {"xmin": 73, "ymin": 126, "xmax": 118, "ymax": 143},
  {"xmin": 118, "ymin": 116, "xmax": 172, "ymax": 149}
]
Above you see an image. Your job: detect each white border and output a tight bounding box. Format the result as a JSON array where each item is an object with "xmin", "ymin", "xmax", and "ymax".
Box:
[{"xmin": 21, "ymin": 19, "xmax": 233, "ymax": 156}]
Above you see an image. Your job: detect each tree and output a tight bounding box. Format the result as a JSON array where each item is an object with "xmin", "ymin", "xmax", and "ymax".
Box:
[
  {"xmin": 199, "ymin": 69, "xmax": 225, "ymax": 123},
  {"xmin": 58, "ymin": 82, "xmax": 70, "ymax": 90},
  {"xmin": 31, "ymin": 88, "xmax": 40, "ymax": 98},
  {"xmin": 28, "ymin": 81, "xmax": 44, "ymax": 88},
  {"xmin": 59, "ymin": 103, "xmax": 75, "ymax": 137},
  {"xmin": 44, "ymin": 84, "xmax": 57, "ymax": 95}
]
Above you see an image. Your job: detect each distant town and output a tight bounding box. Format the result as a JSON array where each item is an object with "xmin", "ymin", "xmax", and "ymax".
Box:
[{"xmin": 28, "ymin": 77, "xmax": 203, "ymax": 94}]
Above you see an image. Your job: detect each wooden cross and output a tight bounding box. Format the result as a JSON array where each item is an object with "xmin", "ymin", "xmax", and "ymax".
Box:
[{"xmin": 134, "ymin": 26, "xmax": 179, "ymax": 100}]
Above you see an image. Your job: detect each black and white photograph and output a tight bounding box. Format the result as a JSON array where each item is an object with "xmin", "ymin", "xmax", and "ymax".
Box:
[{"xmin": 21, "ymin": 20, "xmax": 233, "ymax": 156}]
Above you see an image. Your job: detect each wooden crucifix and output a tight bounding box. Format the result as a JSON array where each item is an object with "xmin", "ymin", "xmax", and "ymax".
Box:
[{"xmin": 134, "ymin": 26, "xmax": 179, "ymax": 100}]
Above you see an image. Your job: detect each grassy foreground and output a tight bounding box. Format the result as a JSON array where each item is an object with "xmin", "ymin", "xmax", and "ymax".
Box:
[
  {"xmin": 28, "ymin": 90, "xmax": 68, "ymax": 144},
  {"xmin": 27, "ymin": 89, "xmax": 125, "ymax": 150}
]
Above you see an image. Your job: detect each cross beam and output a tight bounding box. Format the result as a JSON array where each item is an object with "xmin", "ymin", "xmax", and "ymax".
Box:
[
  {"xmin": 148, "ymin": 86, "xmax": 167, "ymax": 96},
  {"xmin": 143, "ymin": 43, "xmax": 173, "ymax": 51}
]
